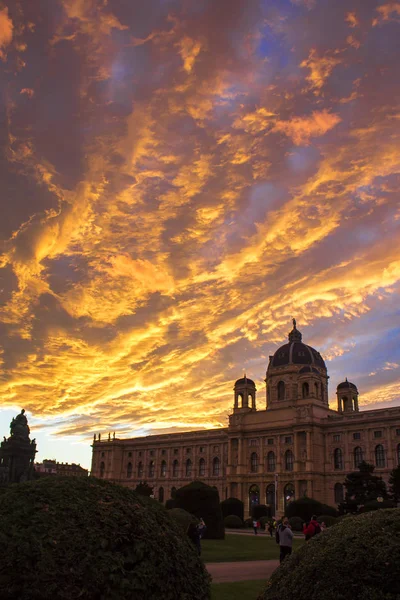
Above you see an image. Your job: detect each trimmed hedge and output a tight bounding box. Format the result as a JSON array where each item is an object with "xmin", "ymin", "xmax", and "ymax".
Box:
[
  {"xmin": 259, "ymin": 509, "xmax": 400, "ymax": 600},
  {"xmin": 220, "ymin": 497, "xmax": 244, "ymax": 521},
  {"xmin": 316, "ymin": 515, "xmax": 337, "ymax": 528},
  {"xmin": 0, "ymin": 476, "xmax": 210, "ymax": 600},
  {"xmin": 224, "ymin": 514, "xmax": 243, "ymax": 528},
  {"xmin": 252, "ymin": 504, "xmax": 269, "ymax": 520},
  {"xmin": 288, "ymin": 516, "xmax": 303, "ymax": 532},
  {"xmin": 285, "ymin": 497, "xmax": 338, "ymax": 520},
  {"xmin": 168, "ymin": 507, "xmax": 196, "ymax": 532},
  {"xmin": 174, "ymin": 481, "xmax": 224, "ymax": 539}
]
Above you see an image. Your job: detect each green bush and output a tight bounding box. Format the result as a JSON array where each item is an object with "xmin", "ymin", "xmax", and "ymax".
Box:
[
  {"xmin": 359, "ymin": 499, "xmax": 396, "ymax": 513},
  {"xmin": 220, "ymin": 497, "xmax": 244, "ymax": 521},
  {"xmin": 285, "ymin": 497, "xmax": 337, "ymax": 521},
  {"xmin": 258, "ymin": 509, "xmax": 400, "ymax": 600},
  {"xmin": 168, "ymin": 507, "xmax": 196, "ymax": 531},
  {"xmin": 0, "ymin": 476, "xmax": 210, "ymax": 600},
  {"xmin": 244, "ymin": 517, "xmax": 253, "ymax": 528},
  {"xmin": 224, "ymin": 514, "xmax": 243, "ymax": 528},
  {"xmin": 288, "ymin": 516, "xmax": 303, "ymax": 532},
  {"xmin": 317, "ymin": 515, "xmax": 337, "ymax": 528},
  {"xmin": 174, "ymin": 481, "xmax": 224, "ymax": 539},
  {"xmin": 165, "ymin": 498, "xmax": 176, "ymax": 510},
  {"xmin": 252, "ymin": 504, "xmax": 269, "ymax": 520}
]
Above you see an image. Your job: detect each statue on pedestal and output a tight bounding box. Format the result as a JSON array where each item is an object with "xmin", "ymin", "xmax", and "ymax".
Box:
[{"xmin": 0, "ymin": 409, "xmax": 37, "ymax": 485}]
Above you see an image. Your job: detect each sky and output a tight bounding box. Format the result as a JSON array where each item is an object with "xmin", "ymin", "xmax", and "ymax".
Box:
[{"xmin": 0, "ymin": 0, "xmax": 399, "ymax": 470}]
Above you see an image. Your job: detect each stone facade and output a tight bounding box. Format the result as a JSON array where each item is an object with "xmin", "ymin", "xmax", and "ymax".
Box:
[{"xmin": 91, "ymin": 322, "xmax": 400, "ymax": 515}]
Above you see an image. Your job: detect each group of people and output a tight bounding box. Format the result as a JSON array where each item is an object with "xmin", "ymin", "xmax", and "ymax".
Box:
[
  {"xmin": 276, "ymin": 514, "xmax": 326, "ymax": 563},
  {"xmin": 252, "ymin": 519, "xmax": 277, "ymax": 536}
]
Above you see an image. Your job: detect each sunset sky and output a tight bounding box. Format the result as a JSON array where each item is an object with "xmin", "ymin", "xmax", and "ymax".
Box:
[{"xmin": 0, "ymin": 0, "xmax": 399, "ymax": 469}]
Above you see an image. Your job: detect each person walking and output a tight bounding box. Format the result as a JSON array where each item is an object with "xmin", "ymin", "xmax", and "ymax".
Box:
[
  {"xmin": 252, "ymin": 519, "xmax": 259, "ymax": 535},
  {"xmin": 303, "ymin": 515, "xmax": 321, "ymax": 540},
  {"xmin": 268, "ymin": 521, "xmax": 274, "ymax": 537},
  {"xmin": 276, "ymin": 517, "xmax": 294, "ymax": 563},
  {"xmin": 187, "ymin": 521, "xmax": 202, "ymax": 555}
]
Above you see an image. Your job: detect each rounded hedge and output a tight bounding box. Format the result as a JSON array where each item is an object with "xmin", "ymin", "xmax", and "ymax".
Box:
[
  {"xmin": 288, "ymin": 516, "xmax": 303, "ymax": 532},
  {"xmin": 224, "ymin": 514, "xmax": 243, "ymax": 528},
  {"xmin": 168, "ymin": 507, "xmax": 197, "ymax": 532},
  {"xmin": 259, "ymin": 509, "xmax": 400, "ymax": 600},
  {"xmin": 174, "ymin": 481, "xmax": 224, "ymax": 539},
  {"xmin": 0, "ymin": 477, "xmax": 210, "ymax": 600},
  {"xmin": 220, "ymin": 497, "xmax": 244, "ymax": 521}
]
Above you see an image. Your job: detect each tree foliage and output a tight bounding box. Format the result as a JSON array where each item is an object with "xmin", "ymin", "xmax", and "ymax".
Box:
[
  {"xmin": 259, "ymin": 509, "xmax": 400, "ymax": 600},
  {"xmin": 174, "ymin": 481, "xmax": 225, "ymax": 539},
  {"xmin": 0, "ymin": 476, "xmax": 210, "ymax": 600},
  {"xmin": 340, "ymin": 461, "xmax": 388, "ymax": 513},
  {"xmin": 134, "ymin": 481, "xmax": 154, "ymax": 497},
  {"xmin": 389, "ymin": 464, "xmax": 400, "ymax": 504}
]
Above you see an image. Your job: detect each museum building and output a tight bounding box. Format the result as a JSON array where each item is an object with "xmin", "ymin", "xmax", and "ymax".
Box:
[{"xmin": 91, "ymin": 321, "xmax": 400, "ymax": 515}]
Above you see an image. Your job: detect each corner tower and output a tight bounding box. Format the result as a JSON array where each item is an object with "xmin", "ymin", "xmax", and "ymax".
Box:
[
  {"xmin": 233, "ymin": 376, "xmax": 256, "ymax": 413},
  {"xmin": 336, "ymin": 378, "xmax": 359, "ymax": 413},
  {"xmin": 265, "ymin": 319, "xmax": 329, "ymax": 409}
]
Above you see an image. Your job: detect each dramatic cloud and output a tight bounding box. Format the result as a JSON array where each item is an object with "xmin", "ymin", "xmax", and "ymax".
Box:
[{"xmin": 0, "ymin": 0, "xmax": 399, "ymax": 465}]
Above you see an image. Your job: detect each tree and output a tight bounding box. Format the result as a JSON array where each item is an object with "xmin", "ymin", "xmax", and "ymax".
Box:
[
  {"xmin": 134, "ymin": 480, "xmax": 153, "ymax": 497},
  {"xmin": 389, "ymin": 464, "xmax": 400, "ymax": 504},
  {"xmin": 174, "ymin": 481, "xmax": 225, "ymax": 539},
  {"xmin": 340, "ymin": 461, "xmax": 387, "ymax": 513}
]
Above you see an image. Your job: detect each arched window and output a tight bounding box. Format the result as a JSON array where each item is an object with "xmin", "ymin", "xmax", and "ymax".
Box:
[
  {"xmin": 213, "ymin": 457, "xmax": 220, "ymax": 476},
  {"xmin": 199, "ymin": 458, "xmax": 206, "ymax": 476},
  {"xmin": 171, "ymin": 486, "xmax": 177, "ymax": 498},
  {"xmin": 100, "ymin": 461, "xmax": 105, "ymax": 478},
  {"xmin": 249, "ymin": 484, "xmax": 260, "ymax": 512},
  {"xmin": 321, "ymin": 384, "xmax": 324, "ymax": 399},
  {"xmin": 277, "ymin": 381, "xmax": 285, "ymax": 400},
  {"xmin": 314, "ymin": 382, "xmax": 318, "ymax": 397},
  {"xmin": 375, "ymin": 444, "xmax": 386, "ymax": 468},
  {"xmin": 172, "ymin": 460, "xmax": 178, "ymax": 477},
  {"xmin": 334, "ymin": 483, "xmax": 344, "ymax": 504},
  {"xmin": 285, "ymin": 449, "xmax": 294, "ymax": 471},
  {"xmin": 342, "ymin": 396, "xmax": 349, "ymax": 411},
  {"xmin": 138, "ymin": 461, "xmax": 143, "ymax": 478},
  {"xmin": 248, "ymin": 394, "xmax": 253, "ymax": 406},
  {"xmin": 250, "ymin": 452, "xmax": 259, "ymax": 473},
  {"xmin": 354, "ymin": 446, "xmax": 363, "ymax": 468},
  {"xmin": 266, "ymin": 483, "xmax": 275, "ymax": 515},
  {"xmin": 284, "ymin": 483, "xmax": 295, "ymax": 509},
  {"xmin": 267, "ymin": 451, "xmax": 275, "ymax": 472},
  {"xmin": 334, "ymin": 448, "xmax": 343, "ymax": 470},
  {"xmin": 302, "ymin": 382, "xmax": 309, "ymax": 398},
  {"xmin": 160, "ymin": 460, "xmax": 166, "ymax": 477},
  {"xmin": 186, "ymin": 459, "xmax": 192, "ymax": 477},
  {"xmin": 149, "ymin": 460, "xmax": 155, "ymax": 477},
  {"xmin": 238, "ymin": 393, "xmax": 243, "ymax": 408},
  {"xmin": 159, "ymin": 487, "xmax": 164, "ymax": 503},
  {"xmin": 127, "ymin": 462, "xmax": 132, "ymax": 478}
]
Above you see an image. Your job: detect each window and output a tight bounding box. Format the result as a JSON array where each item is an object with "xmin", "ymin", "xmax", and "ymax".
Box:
[
  {"xmin": 277, "ymin": 381, "xmax": 285, "ymax": 400},
  {"xmin": 284, "ymin": 483, "xmax": 295, "ymax": 508},
  {"xmin": 100, "ymin": 461, "xmax": 105, "ymax": 478},
  {"xmin": 186, "ymin": 459, "xmax": 192, "ymax": 477},
  {"xmin": 334, "ymin": 483, "xmax": 344, "ymax": 504},
  {"xmin": 267, "ymin": 451, "xmax": 275, "ymax": 472},
  {"xmin": 149, "ymin": 461, "xmax": 155, "ymax": 477},
  {"xmin": 150, "ymin": 450, "xmax": 154, "ymax": 457},
  {"xmin": 161, "ymin": 449, "xmax": 166, "ymax": 455},
  {"xmin": 302, "ymin": 382, "xmax": 309, "ymax": 398},
  {"xmin": 128, "ymin": 452, "xmax": 132, "ymax": 457},
  {"xmin": 160, "ymin": 460, "xmax": 167, "ymax": 477},
  {"xmin": 138, "ymin": 451, "xmax": 142, "ymax": 457},
  {"xmin": 266, "ymin": 484, "xmax": 275, "ymax": 513},
  {"xmin": 212, "ymin": 457, "xmax": 220, "ymax": 476},
  {"xmin": 186, "ymin": 448, "xmax": 191, "ymax": 454},
  {"xmin": 374, "ymin": 431, "xmax": 382, "ymax": 439},
  {"xmin": 314, "ymin": 382, "xmax": 318, "ymax": 396},
  {"xmin": 172, "ymin": 460, "xmax": 178, "ymax": 477},
  {"xmin": 285, "ymin": 449, "xmax": 294, "ymax": 471},
  {"xmin": 127, "ymin": 462, "xmax": 132, "ymax": 478},
  {"xmin": 249, "ymin": 439, "xmax": 257, "ymax": 446},
  {"xmin": 250, "ymin": 452, "xmax": 259, "ymax": 473},
  {"xmin": 200, "ymin": 446, "xmax": 205, "ymax": 453},
  {"xmin": 334, "ymin": 448, "xmax": 343, "ymax": 470},
  {"xmin": 101, "ymin": 452, "xmax": 105, "ymax": 458},
  {"xmin": 285, "ymin": 436, "xmax": 292, "ymax": 444},
  {"xmin": 199, "ymin": 458, "xmax": 206, "ymax": 476},
  {"xmin": 138, "ymin": 462, "xmax": 143, "ymax": 478},
  {"xmin": 267, "ymin": 438, "xmax": 274, "ymax": 445},
  {"xmin": 396, "ymin": 429, "xmax": 400, "ymax": 436},
  {"xmin": 354, "ymin": 446, "xmax": 363, "ymax": 468},
  {"xmin": 375, "ymin": 445, "xmax": 385, "ymax": 468},
  {"xmin": 353, "ymin": 432, "xmax": 361, "ymax": 440},
  {"xmin": 174, "ymin": 449, "xmax": 178, "ymax": 455},
  {"xmin": 333, "ymin": 434, "xmax": 341, "ymax": 442}
]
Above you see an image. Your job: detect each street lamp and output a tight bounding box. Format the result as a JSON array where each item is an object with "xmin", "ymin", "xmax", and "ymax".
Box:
[{"xmin": 274, "ymin": 473, "xmax": 278, "ymax": 517}]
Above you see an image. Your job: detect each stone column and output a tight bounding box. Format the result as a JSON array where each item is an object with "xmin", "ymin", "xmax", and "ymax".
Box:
[
  {"xmin": 306, "ymin": 430, "xmax": 312, "ymax": 471},
  {"xmin": 294, "ymin": 432, "xmax": 299, "ymax": 473},
  {"xmin": 386, "ymin": 427, "xmax": 393, "ymax": 469}
]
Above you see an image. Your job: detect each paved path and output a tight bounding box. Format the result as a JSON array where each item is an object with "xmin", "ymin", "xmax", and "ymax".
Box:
[{"xmin": 205, "ymin": 560, "xmax": 279, "ymax": 583}]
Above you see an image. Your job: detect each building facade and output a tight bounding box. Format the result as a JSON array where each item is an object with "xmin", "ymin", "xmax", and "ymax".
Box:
[
  {"xmin": 35, "ymin": 459, "xmax": 88, "ymax": 477},
  {"xmin": 91, "ymin": 321, "xmax": 400, "ymax": 515}
]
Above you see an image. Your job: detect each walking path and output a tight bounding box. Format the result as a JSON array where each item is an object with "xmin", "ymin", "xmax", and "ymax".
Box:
[{"xmin": 205, "ymin": 560, "xmax": 279, "ymax": 583}]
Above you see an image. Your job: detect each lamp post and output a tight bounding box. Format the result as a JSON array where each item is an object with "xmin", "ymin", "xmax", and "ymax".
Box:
[{"xmin": 274, "ymin": 473, "xmax": 279, "ymax": 518}]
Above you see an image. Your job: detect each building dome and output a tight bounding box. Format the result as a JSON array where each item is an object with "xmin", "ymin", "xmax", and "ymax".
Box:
[
  {"xmin": 270, "ymin": 320, "xmax": 326, "ymax": 369},
  {"xmin": 337, "ymin": 378, "xmax": 358, "ymax": 391},
  {"xmin": 234, "ymin": 376, "xmax": 255, "ymax": 387}
]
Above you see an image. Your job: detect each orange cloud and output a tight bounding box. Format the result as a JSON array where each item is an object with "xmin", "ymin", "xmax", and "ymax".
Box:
[
  {"xmin": 300, "ymin": 48, "xmax": 342, "ymax": 94},
  {"xmin": 273, "ymin": 110, "xmax": 341, "ymax": 145},
  {"xmin": 0, "ymin": 7, "xmax": 13, "ymax": 60}
]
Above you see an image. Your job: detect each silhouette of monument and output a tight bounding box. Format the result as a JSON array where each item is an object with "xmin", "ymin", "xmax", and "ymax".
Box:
[{"xmin": 0, "ymin": 409, "xmax": 37, "ymax": 484}]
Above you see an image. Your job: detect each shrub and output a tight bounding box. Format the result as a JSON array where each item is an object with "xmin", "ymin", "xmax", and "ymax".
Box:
[
  {"xmin": 220, "ymin": 497, "xmax": 244, "ymax": 521},
  {"xmin": 260, "ymin": 516, "xmax": 270, "ymax": 529},
  {"xmin": 252, "ymin": 504, "xmax": 269, "ymax": 520},
  {"xmin": 359, "ymin": 499, "xmax": 396, "ymax": 513},
  {"xmin": 168, "ymin": 507, "xmax": 196, "ymax": 532},
  {"xmin": 285, "ymin": 497, "xmax": 337, "ymax": 521},
  {"xmin": 258, "ymin": 509, "xmax": 400, "ymax": 600},
  {"xmin": 165, "ymin": 498, "xmax": 176, "ymax": 510},
  {"xmin": 174, "ymin": 481, "xmax": 224, "ymax": 539},
  {"xmin": 288, "ymin": 516, "xmax": 303, "ymax": 532},
  {"xmin": 244, "ymin": 517, "xmax": 253, "ymax": 528},
  {"xmin": 0, "ymin": 476, "xmax": 210, "ymax": 600},
  {"xmin": 316, "ymin": 515, "xmax": 337, "ymax": 528},
  {"xmin": 224, "ymin": 514, "xmax": 243, "ymax": 528}
]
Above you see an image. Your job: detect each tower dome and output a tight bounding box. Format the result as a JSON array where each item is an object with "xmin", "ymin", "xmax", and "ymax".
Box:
[{"xmin": 269, "ymin": 319, "xmax": 326, "ymax": 369}]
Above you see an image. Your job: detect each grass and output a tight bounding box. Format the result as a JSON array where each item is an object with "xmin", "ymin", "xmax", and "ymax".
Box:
[
  {"xmin": 202, "ymin": 533, "xmax": 304, "ymax": 562},
  {"xmin": 211, "ymin": 579, "xmax": 266, "ymax": 600}
]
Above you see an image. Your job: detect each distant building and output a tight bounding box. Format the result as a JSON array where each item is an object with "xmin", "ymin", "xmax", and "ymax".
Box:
[
  {"xmin": 91, "ymin": 321, "xmax": 400, "ymax": 515},
  {"xmin": 35, "ymin": 459, "xmax": 88, "ymax": 477}
]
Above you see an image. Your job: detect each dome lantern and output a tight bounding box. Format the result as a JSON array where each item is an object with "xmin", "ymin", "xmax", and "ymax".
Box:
[{"xmin": 233, "ymin": 374, "xmax": 256, "ymax": 413}]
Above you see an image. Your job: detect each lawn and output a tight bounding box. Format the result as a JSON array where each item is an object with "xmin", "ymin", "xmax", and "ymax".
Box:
[
  {"xmin": 202, "ymin": 533, "xmax": 304, "ymax": 562},
  {"xmin": 211, "ymin": 579, "xmax": 266, "ymax": 600}
]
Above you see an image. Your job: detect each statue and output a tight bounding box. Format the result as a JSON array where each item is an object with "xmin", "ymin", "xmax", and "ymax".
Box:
[
  {"xmin": 108, "ymin": 432, "xmax": 111, "ymax": 441},
  {"xmin": 10, "ymin": 409, "xmax": 30, "ymax": 440},
  {"xmin": 292, "ymin": 318, "xmax": 296, "ymax": 328}
]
